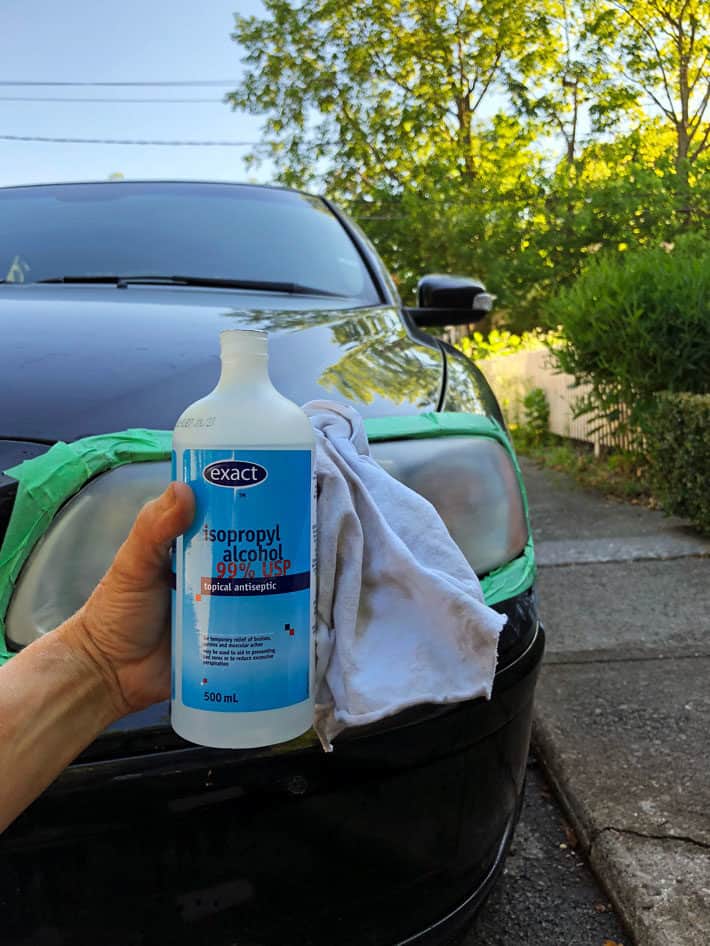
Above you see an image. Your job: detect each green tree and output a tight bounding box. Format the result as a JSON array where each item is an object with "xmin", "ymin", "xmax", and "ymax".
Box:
[
  {"xmin": 349, "ymin": 114, "xmax": 546, "ymax": 305},
  {"xmin": 229, "ymin": 0, "xmax": 558, "ymax": 313},
  {"xmin": 506, "ymin": 0, "xmax": 638, "ymax": 165},
  {"xmin": 227, "ymin": 0, "xmax": 708, "ymax": 330},
  {"xmin": 229, "ymin": 0, "xmax": 550, "ymax": 194},
  {"xmin": 504, "ymin": 122, "xmax": 709, "ymax": 327},
  {"xmin": 591, "ymin": 0, "xmax": 710, "ymax": 220}
]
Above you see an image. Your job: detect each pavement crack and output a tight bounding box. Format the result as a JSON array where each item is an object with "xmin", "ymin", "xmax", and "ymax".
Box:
[{"xmin": 592, "ymin": 825, "xmax": 710, "ymax": 852}]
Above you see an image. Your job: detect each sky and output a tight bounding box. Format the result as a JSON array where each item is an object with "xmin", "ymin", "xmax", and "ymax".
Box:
[{"xmin": 0, "ymin": 0, "xmax": 273, "ymax": 187}]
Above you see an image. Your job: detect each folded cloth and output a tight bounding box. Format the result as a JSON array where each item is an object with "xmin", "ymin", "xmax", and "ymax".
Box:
[{"xmin": 305, "ymin": 401, "xmax": 507, "ymax": 750}]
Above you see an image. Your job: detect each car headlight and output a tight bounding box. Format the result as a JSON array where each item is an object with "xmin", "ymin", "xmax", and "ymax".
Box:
[
  {"xmin": 370, "ymin": 436, "xmax": 527, "ymax": 576},
  {"xmin": 6, "ymin": 436, "xmax": 527, "ymax": 649},
  {"xmin": 5, "ymin": 462, "xmax": 170, "ymax": 649}
]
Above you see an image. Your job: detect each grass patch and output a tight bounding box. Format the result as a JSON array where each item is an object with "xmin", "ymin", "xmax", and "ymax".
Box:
[{"xmin": 511, "ymin": 428, "xmax": 653, "ymax": 504}]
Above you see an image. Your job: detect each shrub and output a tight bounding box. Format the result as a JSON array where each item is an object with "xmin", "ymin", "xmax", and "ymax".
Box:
[
  {"xmin": 522, "ymin": 387, "xmax": 550, "ymax": 443},
  {"xmin": 645, "ymin": 392, "xmax": 710, "ymax": 534},
  {"xmin": 545, "ymin": 234, "xmax": 710, "ymax": 438}
]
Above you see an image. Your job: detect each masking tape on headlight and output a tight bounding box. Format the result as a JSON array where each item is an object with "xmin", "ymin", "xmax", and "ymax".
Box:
[
  {"xmin": 0, "ymin": 415, "xmax": 533, "ymax": 664},
  {"xmin": 0, "ymin": 429, "xmax": 171, "ymax": 661}
]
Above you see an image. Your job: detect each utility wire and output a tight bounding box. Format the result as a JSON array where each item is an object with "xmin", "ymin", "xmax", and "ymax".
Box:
[
  {"xmin": 0, "ymin": 96, "xmax": 224, "ymax": 103},
  {"xmin": 0, "ymin": 79, "xmax": 238, "ymax": 87},
  {"xmin": 0, "ymin": 134, "xmax": 260, "ymax": 146}
]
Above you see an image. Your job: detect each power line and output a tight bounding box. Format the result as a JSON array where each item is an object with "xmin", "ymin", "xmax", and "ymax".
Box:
[
  {"xmin": 0, "ymin": 134, "xmax": 261, "ymax": 146},
  {"xmin": 0, "ymin": 79, "xmax": 238, "ymax": 87},
  {"xmin": 0, "ymin": 96, "xmax": 224, "ymax": 103}
]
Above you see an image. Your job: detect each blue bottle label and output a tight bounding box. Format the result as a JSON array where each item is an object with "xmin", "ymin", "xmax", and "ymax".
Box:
[{"xmin": 175, "ymin": 447, "xmax": 313, "ymax": 713}]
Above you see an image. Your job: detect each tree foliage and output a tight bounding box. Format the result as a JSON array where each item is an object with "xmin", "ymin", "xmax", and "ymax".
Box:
[
  {"xmin": 546, "ymin": 232, "xmax": 710, "ymax": 434},
  {"xmin": 592, "ymin": 0, "xmax": 710, "ymax": 168},
  {"xmin": 590, "ymin": 0, "xmax": 710, "ymax": 222},
  {"xmin": 229, "ymin": 0, "xmax": 548, "ymax": 192},
  {"xmin": 229, "ymin": 0, "xmax": 710, "ymax": 329},
  {"xmin": 645, "ymin": 393, "xmax": 710, "ymax": 534}
]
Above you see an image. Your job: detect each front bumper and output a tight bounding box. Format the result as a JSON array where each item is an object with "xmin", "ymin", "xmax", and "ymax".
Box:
[{"xmin": 0, "ymin": 593, "xmax": 543, "ymax": 946}]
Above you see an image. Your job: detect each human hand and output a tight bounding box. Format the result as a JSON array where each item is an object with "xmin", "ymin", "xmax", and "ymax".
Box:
[{"xmin": 61, "ymin": 482, "xmax": 194, "ymax": 718}]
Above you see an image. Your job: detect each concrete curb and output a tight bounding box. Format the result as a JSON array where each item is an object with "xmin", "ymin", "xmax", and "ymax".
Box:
[
  {"xmin": 534, "ymin": 715, "xmax": 710, "ymax": 946},
  {"xmin": 520, "ymin": 457, "xmax": 710, "ymax": 946},
  {"xmin": 536, "ymin": 534, "xmax": 710, "ymax": 567}
]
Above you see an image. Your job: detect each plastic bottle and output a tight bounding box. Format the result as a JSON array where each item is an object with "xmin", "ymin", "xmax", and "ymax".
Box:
[{"xmin": 171, "ymin": 329, "xmax": 316, "ymax": 748}]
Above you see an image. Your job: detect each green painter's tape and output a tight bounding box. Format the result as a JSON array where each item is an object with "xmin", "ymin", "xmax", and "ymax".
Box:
[
  {"xmin": 0, "ymin": 414, "xmax": 534, "ymax": 663},
  {"xmin": 0, "ymin": 429, "xmax": 171, "ymax": 662}
]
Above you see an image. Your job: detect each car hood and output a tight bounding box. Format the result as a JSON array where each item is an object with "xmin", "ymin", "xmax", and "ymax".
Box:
[{"xmin": 0, "ymin": 284, "xmax": 445, "ymax": 442}]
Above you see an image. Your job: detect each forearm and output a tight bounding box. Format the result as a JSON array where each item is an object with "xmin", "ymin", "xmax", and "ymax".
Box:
[
  {"xmin": 0, "ymin": 483, "xmax": 193, "ymax": 834},
  {"xmin": 0, "ymin": 617, "xmax": 118, "ymax": 833}
]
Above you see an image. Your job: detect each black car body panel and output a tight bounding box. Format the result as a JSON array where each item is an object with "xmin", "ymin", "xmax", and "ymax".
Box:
[
  {"xmin": 0, "ymin": 287, "xmax": 444, "ymax": 442},
  {"xmin": 0, "ymin": 181, "xmax": 543, "ymax": 946},
  {"xmin": 1, "ymin": 621, "xmax": 543, "ymax": 946}
]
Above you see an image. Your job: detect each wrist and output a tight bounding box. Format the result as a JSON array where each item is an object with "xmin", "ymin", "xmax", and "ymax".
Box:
[
  {"xmin": 55, "ymin": 614, "xmax": 128, "ymax": 725},
  {"xmin": 0, "ymin": 616, "xmax": 120, "ymax": 832}
]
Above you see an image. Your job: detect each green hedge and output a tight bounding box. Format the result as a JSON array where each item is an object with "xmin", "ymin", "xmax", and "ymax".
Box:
[
  {"xmin": 645, "ymin": 392, "xmax": 710, "ymax": 534},
  {"xmin": 545, "ymin": 234, "xmax": 710, "ymax": 438}
]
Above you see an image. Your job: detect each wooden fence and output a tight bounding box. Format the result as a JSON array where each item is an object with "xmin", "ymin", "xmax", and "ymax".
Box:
[{"xmin": 477, "ymin": 348, "xmax": 632, "ymax": 455}]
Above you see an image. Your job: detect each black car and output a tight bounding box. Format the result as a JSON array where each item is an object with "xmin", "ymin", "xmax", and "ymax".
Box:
[{"xmin": 0, "ymin": 181, "xmax": 543, "ymax": 946}]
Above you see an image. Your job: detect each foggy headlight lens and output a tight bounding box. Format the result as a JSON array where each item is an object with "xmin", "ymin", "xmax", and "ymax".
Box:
[
  {"xmin": 370, "ymin": 436, "xmax": 527, "ymax": 576},
  {"xmin": 7, "ymin": 435, "xmax": 526, "ymax": 648},
  {"xmin": 6, "ymin": 462, "xmax": 169, "ymax": 649}
]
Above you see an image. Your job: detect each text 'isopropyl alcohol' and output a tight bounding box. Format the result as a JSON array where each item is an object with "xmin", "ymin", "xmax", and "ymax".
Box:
[{"xmin": 171, "ymin": 329, "xmax": 316, "ymax": 748}]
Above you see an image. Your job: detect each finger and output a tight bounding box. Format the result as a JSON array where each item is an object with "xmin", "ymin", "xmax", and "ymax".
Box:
[{"xmin": 107, "ymin": 482, "xmax": 195, "ymax": 589}]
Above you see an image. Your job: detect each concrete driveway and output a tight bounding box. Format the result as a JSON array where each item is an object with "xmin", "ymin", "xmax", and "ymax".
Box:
[{"xmin": 523, "ymin": 458, "xmax": 710, "ymax": 946}]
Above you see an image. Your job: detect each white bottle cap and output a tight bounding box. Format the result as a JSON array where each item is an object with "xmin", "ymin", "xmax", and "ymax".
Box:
[{"xmin": 220, "ymin": 329, "xmax": 268, "ymax": 357}]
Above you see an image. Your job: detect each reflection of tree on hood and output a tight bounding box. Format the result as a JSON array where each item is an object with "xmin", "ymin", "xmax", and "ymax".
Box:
[
  {"xmin": 223, "ymin": 305, "xmax": 439, "ymax": 406},
  {"xmin": 222, "ymin": 307, "xmax": 343, "ymax": 334},
  {"xmin": 320, "ymin": 312, "xmax": 438, "ymax": 406}
]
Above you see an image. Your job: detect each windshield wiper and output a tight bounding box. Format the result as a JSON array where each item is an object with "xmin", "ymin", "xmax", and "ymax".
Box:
[
  {"xmin": 37, "ymin": 275, "xmax": 130, "ymax": 285},
  {"xmin": 35, "ymin": 274, "xmax": 343, "ymax": 297}
]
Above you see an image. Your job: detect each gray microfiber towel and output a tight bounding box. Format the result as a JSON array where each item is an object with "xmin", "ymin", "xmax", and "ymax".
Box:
[{"xmin": 305, "ymin": 401, "xmax": 507, "ymax": 750}]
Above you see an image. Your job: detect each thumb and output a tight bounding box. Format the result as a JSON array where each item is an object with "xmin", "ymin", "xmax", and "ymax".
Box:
[{"xmin": 107, "ymin": 482, "xmax": 195, "ymax": 591}]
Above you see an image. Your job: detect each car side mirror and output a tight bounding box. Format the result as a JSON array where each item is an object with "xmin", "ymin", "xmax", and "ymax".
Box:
[{"xmin": 404, "ymin": 274, "xmax": 495, "ymax": 327}]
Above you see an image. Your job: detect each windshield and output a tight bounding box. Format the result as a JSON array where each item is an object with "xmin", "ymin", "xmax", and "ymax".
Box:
[{"xmin": 0, "ymin": 181, "xmax": 380, "ymax": 303}]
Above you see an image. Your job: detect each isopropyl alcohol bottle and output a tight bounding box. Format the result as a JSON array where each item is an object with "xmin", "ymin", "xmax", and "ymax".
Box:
[{"xmin": 171, "ymin": 329, "xmax": 316, "ymax": 748}]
